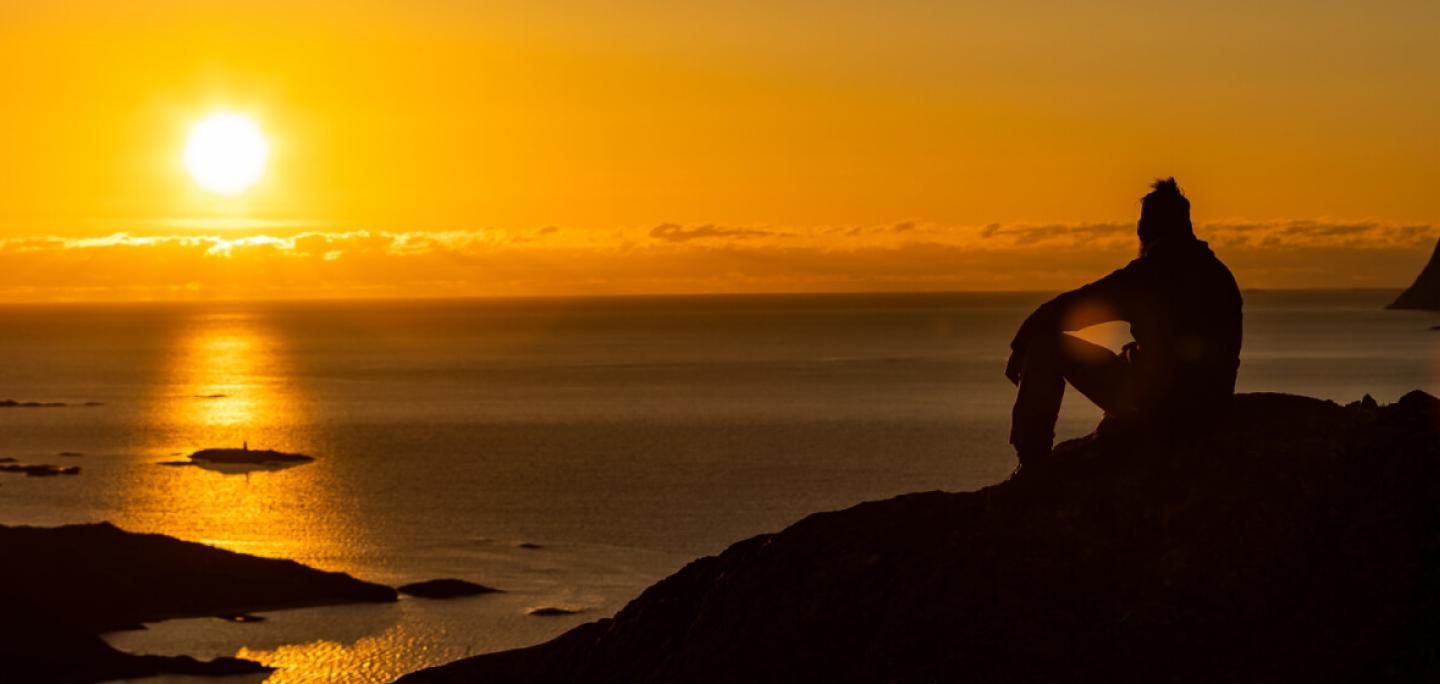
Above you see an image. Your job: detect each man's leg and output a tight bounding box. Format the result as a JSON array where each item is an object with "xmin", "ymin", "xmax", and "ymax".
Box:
[{"xmin": 1010, "ymin": 333, "xmax": 1135, "ymax": 462}]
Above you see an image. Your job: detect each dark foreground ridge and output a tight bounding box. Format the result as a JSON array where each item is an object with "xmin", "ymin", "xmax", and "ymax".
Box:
[
  {"xmin": 401, "ymin": 391, "xmax": 1440, "ymax": 683},
  {"xmin": 0, "ymin": 522, "xmax": 397, "ymax": 682},
  {"xmin": 1390, "ymin": 238, "xmax": 1440, "ymax": 310}
]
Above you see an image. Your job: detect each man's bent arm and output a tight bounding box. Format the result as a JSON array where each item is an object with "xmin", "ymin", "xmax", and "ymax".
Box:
[{"xmin": 1009, "ymin": 263, "xmax": 1140, "ymax": 352}]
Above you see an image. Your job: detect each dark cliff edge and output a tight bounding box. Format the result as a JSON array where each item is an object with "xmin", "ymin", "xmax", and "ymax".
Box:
[
  {"xmin": 0, "ymin": 522, "xmax": 398, "ymax": 682},
  {"xmin": 400, "ymin": 391, "xmax": 1440, "ymax": 683},
  {"xmin": 1389, "ymin": 238, "xmax": 1440, "ymax": 310}
]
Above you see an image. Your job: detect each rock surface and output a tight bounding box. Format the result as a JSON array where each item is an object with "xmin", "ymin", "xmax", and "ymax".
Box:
[
  {"xmin": 398, "ymin": 578, "xmax": 501, "ymax": 599},
  {"xmin": 0, "ymin": 522, "xmax": 397, "ymax": 681},
  {"xmin": 399, "ymin": 391, "xmax": 1440, "ymax": 683},
  {"xmin": 1390, "ymin": 238, "xmax": 1440, "ymax": 310}
]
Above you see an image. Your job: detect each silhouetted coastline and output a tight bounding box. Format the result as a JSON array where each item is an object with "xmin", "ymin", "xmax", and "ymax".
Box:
[
  {"xmin": 0, "ymin": 522, "xmax": 396, "ymax": 681},
  {"xmin": 401, "ymin": 390, "xmax": 1440, "ymax": 683}
]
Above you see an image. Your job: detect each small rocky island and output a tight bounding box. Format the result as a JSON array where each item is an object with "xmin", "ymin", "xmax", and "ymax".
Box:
[
  {"xmin": 0, "ymin": 399, "xmax": 68, "ymax": 408},
  {"xmin": 400, "ymin": 391, "xmax": 1440, "ymax": 683},
  {"xmin": 0, "ymin": 522, "xmax": 396, "ymax": 681},
  {"xmin": 398, "ymin": 578, "xmax": 502, "ymax": 599},
  {"xmin": 0, "ymin": 463, "xmax": 80, "ymax": 477},
  {"xmin": 1389, "ymin": 238, "xmax": 1440, "ymax": 310},
  {"xmin": 189, "ymin": 445, "xmax": 314, "ymax": 465}
]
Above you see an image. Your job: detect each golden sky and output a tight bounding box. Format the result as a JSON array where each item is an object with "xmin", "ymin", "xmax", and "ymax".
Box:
[{"xmin": 2, "ymin": 1, "xmax": 1437, "ymax": 300}]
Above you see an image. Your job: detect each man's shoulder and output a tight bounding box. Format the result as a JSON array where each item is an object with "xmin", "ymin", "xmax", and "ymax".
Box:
[{"xmin": 1109, "ymin": 256, "xmax": 1151, "ymax": 279}]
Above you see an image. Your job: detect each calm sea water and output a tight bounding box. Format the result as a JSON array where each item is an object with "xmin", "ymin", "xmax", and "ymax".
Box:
[{"xmin": 0, "ymin": 291, "xmax": 1434, "ymax": 682}]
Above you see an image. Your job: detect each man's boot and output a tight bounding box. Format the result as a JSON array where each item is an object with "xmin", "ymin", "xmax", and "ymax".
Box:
[{"xmin": 1011, "ymin": 441, "xmax": 1052, "ymax": 477}]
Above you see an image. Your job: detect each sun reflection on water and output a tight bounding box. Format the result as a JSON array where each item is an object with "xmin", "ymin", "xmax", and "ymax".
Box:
[
  {"xmin": 237, "ymin": 629, "xmax": 422, "ymax": 684},
  {"xmin": 168, "ymin": 312, "xmax": 294, "ymax": 439},
  {"xmin": 113, "ymin": 309, "xmax": 362, "ymax": 573}
]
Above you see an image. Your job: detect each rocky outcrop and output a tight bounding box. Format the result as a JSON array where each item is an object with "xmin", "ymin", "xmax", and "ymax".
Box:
[
  {"xmin": 189, "ymin": 447, "xmax": 314, "ymax": 464},
  {"xmin": 400, "ymin": 391, "xmax": 1440, "ymax": 683},
  {"xmin": 0, "ymin": 463, "xmax": 81, "ymax": 476},
  {"xmin": 0, "ymin": 522, "xmax": 397, "ymax": 681},
  {"xmin": 1390, "ymin": 239, "xmax": 1440, "ymax": 310},
  {"xmin": 398, "ymin": 578, "xmax": 501, "ymax": 599}
]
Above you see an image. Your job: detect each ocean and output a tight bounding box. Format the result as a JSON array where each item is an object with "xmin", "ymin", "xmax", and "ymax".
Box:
[{"xmin": 0, "ymin": 290, "xmax": 1434, "ymax": 682}]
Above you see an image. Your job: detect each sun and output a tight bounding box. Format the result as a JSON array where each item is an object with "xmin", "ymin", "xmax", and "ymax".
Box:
[{"xmin": 184, "ymin": 113, "xmax": 269, "ymax": 195}]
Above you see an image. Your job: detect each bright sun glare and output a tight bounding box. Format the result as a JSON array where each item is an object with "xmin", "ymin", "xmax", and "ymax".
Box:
[{"xmin": 184, "ymin": 113, "xmax": 269, "ymax": 195}]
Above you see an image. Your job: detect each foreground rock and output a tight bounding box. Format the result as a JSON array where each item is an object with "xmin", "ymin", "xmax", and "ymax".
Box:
[
  {"xmin": 400, "ymin": 391, "xmax": 1440, "ymax": 683},
  {"xmin": 1390, "ymin": 238, "xmax": 1440, "ymax": 310},
  {"xmin": 398, "ymin": 579, "xmax": 501, "ymax": 599},
  {"xmin": 0, "ymin": 522, "xmax": 397, "ymax": 681}
]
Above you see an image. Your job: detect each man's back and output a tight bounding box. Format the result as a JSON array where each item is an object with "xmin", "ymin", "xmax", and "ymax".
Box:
[{"xmin": 1121, "ymin": 237, "xmax": 1242, "ymax": 420}]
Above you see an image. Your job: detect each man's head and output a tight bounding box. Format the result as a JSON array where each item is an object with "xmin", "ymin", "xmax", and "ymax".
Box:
[{"xmin": 1138, "ymin": 177, "xmax": 1193, "ymax": 246}]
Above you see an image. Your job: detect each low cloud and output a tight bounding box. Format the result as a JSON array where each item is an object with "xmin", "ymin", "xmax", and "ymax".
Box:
[
  {"xmin": 649, "ymin": 223, "xmax": 778, "ymax": 242},
  {"xmin": 890, "ymin": 221, "xmax": 918, "ymax": 233},
  {"xmin": 980, "ymin": 222, "xmax": 1129, "ymax": 246},
  {"xmin": 0, "ymin": 219, "xmax": 1432, "ymax": 301},
  {"xmin": 973, "ymin": 220, "xmax": 1437, "ymax": 251}
]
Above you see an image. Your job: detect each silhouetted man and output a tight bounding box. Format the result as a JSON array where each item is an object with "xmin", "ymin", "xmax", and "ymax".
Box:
[{"xmin": 1005, "ymin": 178, "xmax": 1242, "ymax": 466}]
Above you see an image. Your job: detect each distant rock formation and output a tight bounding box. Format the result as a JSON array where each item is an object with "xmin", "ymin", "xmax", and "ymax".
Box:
[
  {"xmin": 0, "ymin": 522, "xmax": 397, "ymax": 681},
  {"xmin": 526, "ymin": 607, "xmax": 583, "ymax": 617},
  {"xmin": 398, "ymin": 579, "xmax": 501, "ymax": 599},
  {"xmin": 1390, "ymin": 238, "xmax": 1440, "ymax": 310},
  {"xmin": 190, "ymin": 447, "xmax": 314, "ymax": 465},
  {"xmin": 0, "ymin": 399, "xmax": 102, "ymax": 408},
  {"xmin": 400, "ymin": 391, "xmax": 1440, "ymax": 683},
  {"xmin": 0, "ymin": 463, "xmax": 80, "ymax": 477}
]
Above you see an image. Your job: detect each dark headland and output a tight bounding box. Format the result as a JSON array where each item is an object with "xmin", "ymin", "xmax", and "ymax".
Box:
[
  {"xmin": 1389, "ymin": 238, "xmax": 1440, "ymax": 310},
  {"xmin": 0, "ymin": 522, "xmax": 396, "ymax": 682},
  {"xmin": 400, "ymin": 391, "xmax": 1440, "ymax": 683}
]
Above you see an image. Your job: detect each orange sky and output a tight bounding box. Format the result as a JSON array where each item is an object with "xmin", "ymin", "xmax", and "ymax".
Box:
[{"xmin": 2, "ymin": 1, "xmax": 1437, "ymax": 300}]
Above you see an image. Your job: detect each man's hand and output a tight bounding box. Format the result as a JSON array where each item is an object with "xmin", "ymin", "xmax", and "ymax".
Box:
[{"xmin": 1005, "ymin": 348, "xmax": 1024, "ymax": 386}]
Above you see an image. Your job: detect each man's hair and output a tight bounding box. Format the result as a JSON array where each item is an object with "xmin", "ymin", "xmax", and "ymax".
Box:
[{"xmin": 1138, "ymin": 177, "xmax": 1193, "ymax": 245}]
